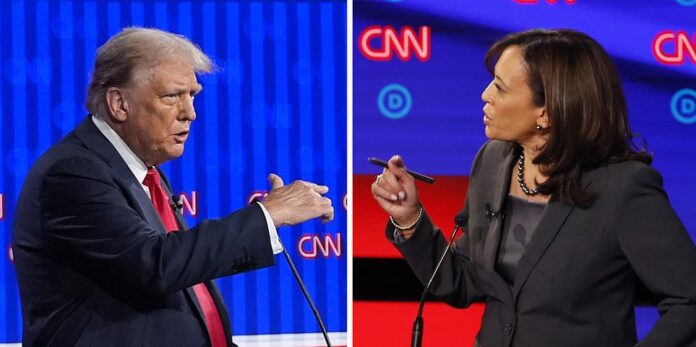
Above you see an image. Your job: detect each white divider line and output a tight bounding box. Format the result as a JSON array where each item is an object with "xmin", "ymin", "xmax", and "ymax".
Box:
[
  {"xmin": 234, "ymin": 332, "xmax": 347, "ymax": 347},
  {"xmin": 0, "ymin": 332, "xmax": 347, "ymax": 347}
]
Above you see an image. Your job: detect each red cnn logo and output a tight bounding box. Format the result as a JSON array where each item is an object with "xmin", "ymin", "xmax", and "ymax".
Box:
[
  {"xmin": 177, "ymin": 191, "xmax": 198, "ymax": 217},
  {"xmin": 298, "ymin": 233, "xmax": 342, "ymax": 258},
  {"xmin": 653, "ymin": 31, "xmax": 696, "ymax": 65},
  {"xmin": 513, "ymin": 0, "xmax": 576, "ymax": 4},
  {"xmin": 359, "ymin": 25, "xmax": 431, "ymax": 62}
]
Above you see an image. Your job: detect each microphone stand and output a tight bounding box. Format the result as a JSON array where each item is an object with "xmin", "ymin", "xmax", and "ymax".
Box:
[
  {"xmin": 411, "ymin": 218, "xmax": 464, "ymax": 347},
  {"xmin": 278, "ymin": 238, "xmax": 332, "ymax": 347}
]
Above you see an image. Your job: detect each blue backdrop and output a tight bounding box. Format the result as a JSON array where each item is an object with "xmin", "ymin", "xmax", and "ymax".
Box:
[
  {"xmin": 0, "ymin": 0, "xmax": 346, "ymax": 342},
  {"xmin": 354, "ymin": 0, "xmax": 695, "ymax": 341}
]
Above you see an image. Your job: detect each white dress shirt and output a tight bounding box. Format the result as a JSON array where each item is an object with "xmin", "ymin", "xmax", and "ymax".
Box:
[{"xmin": 91, "ymin": 115, "xmax": 283, "ymax": 254}]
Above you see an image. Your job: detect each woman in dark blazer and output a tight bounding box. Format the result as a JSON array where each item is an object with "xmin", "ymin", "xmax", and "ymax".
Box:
[{"xmin": 371, "ymin": 29, "xmax": 696, "ymax": 347}]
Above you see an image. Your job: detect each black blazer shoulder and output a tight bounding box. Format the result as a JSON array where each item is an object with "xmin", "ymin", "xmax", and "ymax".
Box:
[{"xmin": 390, "ymin": 140, "xmax": 696, "ymax": 347}]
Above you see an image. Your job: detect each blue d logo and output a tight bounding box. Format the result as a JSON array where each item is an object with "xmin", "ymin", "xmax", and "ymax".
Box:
[
  {"xmin": 671, "ymin": 88, "xmax": 696, "ymax": 125},
  {"xmin": 378, "ymin": 83, "xmax": 412, "ymax": 120}
]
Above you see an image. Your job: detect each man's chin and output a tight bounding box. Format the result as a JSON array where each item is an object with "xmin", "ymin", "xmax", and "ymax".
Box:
[
  {"xmin": 154, "ymin": 145, "xmax": 185, "ymax": 165},
  {"xmin": 170, "ymin": 144, "xmax": 185, "ymax": 158}
]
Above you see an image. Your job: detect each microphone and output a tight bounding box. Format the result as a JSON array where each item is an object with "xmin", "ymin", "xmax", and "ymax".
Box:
[
  {"xmin": 485, "ymin": 203, "xmax": 504, "ymax": 220},
  {"xmin": 454, "ymin": 208, "xmax": 469, "ymax": 227},
  {"xmin": 411, "ymin": 208, "xmax": 469, "ymax": 347},
  {"xmin": 277, "ymin": 237, "xmax": 332, "ymax": 347},
  {"xmin": 171, "ymin": 195, "xmax": 183, "ymax": 212}
]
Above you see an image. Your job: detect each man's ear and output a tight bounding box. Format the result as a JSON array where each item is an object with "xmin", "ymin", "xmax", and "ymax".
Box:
[{"xmin": 105, "ymin": 87, "xmax": 129, "ymax": 123}]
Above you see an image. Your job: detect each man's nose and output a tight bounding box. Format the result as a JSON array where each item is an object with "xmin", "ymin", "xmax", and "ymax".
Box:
[{"xmin": 180, "ymin": 95, "xmax": 196, "ymax": 121}]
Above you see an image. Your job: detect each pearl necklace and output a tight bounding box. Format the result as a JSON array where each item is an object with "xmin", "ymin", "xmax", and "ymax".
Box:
[{"xmin": 517, "ymin": 152, "xmax": 539, "ymax": 196}]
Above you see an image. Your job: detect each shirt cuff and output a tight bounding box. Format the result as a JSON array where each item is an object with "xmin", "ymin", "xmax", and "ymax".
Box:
[
  {"xmin": 257, "ymin": 202, "xmax": 283, "ymax": 255},
  {"xmin": 392, "ymin": 228, "xmax": 407, "ymax": 243}
]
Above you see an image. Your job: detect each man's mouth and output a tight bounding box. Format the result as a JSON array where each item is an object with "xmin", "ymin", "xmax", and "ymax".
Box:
[{"xmin": 173, "ymin": 130, "xmax": 189, "ymax": 143}]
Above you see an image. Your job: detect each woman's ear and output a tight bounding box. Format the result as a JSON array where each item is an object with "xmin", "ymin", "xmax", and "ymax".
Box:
[{"xmin": 537, "ymin": 108, "xmax": 549, "ymax": 129}]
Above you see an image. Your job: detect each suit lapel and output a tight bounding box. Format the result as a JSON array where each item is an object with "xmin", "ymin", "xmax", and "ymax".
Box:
[
  {"xmin": 73, "ymin": 116, "xmax": 167, "ymax": 233},
  {"xmin": 511, "ymin": 175, "xmax": 594, "ymax": 300},
  {"xmin": 156, "ymin": 171, "xmax": 209, "ymax": 329},
  {"xmin": 158, "ymin": 170, "xmax": 233, "ymax": 342},
  {"xmin": 126, "ymin": 181, "xmax": 169, "ymax": 233},
  {"xmin": 511, "ymin": 196, "xmax": 575, "ymax": 301},
  {"xmin": 482, "ymin": 148, "xmax": 516, "ymax": 272}
]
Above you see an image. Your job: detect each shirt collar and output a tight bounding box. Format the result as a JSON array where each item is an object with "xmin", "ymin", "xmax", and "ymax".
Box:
[{"xmin": 91, "ymin": 114, "xmax": 149, "ymax": 184}]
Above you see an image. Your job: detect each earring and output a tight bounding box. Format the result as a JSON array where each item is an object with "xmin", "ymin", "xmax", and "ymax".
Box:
[{"xmin": 535, "ymin": 124, "xmax": 543, "ymax": 131}]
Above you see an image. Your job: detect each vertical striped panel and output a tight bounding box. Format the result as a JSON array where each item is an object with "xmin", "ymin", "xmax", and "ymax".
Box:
[
  {"xmin": 177, "ymin": 2, "xmax": 197, "ymax": 198},
  {"xmin": 58, "ymin": 1, "xmax": 74, "ymax": 135},
  {"xmin": 130, "ymin": 1, "xmax": 144, "ymax": 26},
  {"xmin": 10, "ymin": 0, "xmax": 27, "ymax": 198},
  {"xmin": 202, "ymin": 1, "xmax": 220, "ymax": 219},
  {"xmin": 225, "ymin": 2, "xmax": 247, "ymax": 335},
  {"xmin": 106, "ymin": 2, "xmax": 120, "ymax": 37},
  {"xmin": 11, "ymin": 1, "xmax": 27, "ymax": 195},
  {"xmin": 36, "ymin": 0, "xmax": 51, "ymax": 154},
  {"xmin": 319, "ymin": 2, "xmax": 339, "ymax": 329},
  {"xmin": 0, "ymin": 1, "xmax": 347, "ymax": 341},
  {"xmin": 82, "ymin": 2, "xmax": 97, "ymax": 106},
  {"xmin": 154, "ymin": 1, "xmax": 168, "ymax": 28},
  {"xmin": 249, "ymin": 2, "xmax": 267, "ymax": 188},
  {"xmin": 296, "ymin": 2, "xmax": 316, "ymax": 333},
  {"xmin": 0, "ymin": 1, "xmax": 6, "ymax": 340},
  {"xmin": 249, "ymin": 2, "xmax": 268, "ymax": 334},
  {"xmin": 338, "ymin": 2, "xmax": 348, "ymax": 326},
  {"xmin": 9, "ymin": 0, "xmax": 27, "ymax": 338},
  {"xmin": 272, "ymin": 2, "xmax": 294, "ymax": 333}
]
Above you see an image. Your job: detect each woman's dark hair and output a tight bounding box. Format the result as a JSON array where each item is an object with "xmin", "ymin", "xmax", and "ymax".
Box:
[{"xmin": 485, "ymin": 29, "xmax": 651, "ymax": 206}]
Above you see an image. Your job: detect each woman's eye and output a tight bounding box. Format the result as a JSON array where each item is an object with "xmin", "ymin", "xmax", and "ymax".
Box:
[{"xmin": 494, "ymin": 83, "xmax": 504, "ymax": 92}]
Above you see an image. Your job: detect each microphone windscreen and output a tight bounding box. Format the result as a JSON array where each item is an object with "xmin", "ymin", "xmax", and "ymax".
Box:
[{"xmin": 453, "ymin": 206, "xmax": 469, "ymax": 227}]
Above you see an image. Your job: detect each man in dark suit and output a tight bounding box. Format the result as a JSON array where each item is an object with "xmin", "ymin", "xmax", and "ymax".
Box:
[{"xmin": 13, "ymin": 27, "xmax": 333, "ymax": 346}]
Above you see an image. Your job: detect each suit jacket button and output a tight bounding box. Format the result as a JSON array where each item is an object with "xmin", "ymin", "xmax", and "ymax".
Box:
[{"xmin": 504, "ymin": 324, "xmax": 513, "ymax": 335}]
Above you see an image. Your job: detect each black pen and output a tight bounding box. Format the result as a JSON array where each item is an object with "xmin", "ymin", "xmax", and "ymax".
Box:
[{"xmin": 367, "ymin": 157, "xmax": 436, "ymax": 184}]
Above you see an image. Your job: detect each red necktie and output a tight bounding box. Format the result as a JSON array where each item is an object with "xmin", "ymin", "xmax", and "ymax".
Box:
[{"xmin": 143, "ymin": 168, "xmax": 228, "ymax": 347}]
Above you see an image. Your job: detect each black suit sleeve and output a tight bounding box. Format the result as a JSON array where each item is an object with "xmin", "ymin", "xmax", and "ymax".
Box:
[
  {"xmin": 387, "ymin": 142, "xmax": 491, "ymax": 308},
  {"xmin": 388, "ymin": 202, "xmax": 486, "ymax": 308},
  {"xmin": 40, "ymin": 156, "xmax": 275, "ymax": 296},
  {"xmin": 615, "ymin": 164, "xmax": 696, "ymax": 346}
]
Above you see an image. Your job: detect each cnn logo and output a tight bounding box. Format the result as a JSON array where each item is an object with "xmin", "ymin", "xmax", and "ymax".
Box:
[
  {"xmin": 653, "ymin": 31, "xmax": 696, "ymax": 65},
  {"xmin": 298, "ymin": 233, "xmax": 342, "ymax": 258},
  {"xmin": 359, "ymin": 25, "xmax": 431, "ymax": 62}
]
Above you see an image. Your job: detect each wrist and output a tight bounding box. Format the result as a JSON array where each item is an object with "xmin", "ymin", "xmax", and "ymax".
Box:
[
  {"xmin": 392, "ymin": 207, "xmax": 421, "ymax": 227},
  {"xmin": 390, "ymin": 206, "xmax": 423, "ymax": 233}
]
